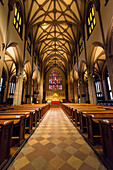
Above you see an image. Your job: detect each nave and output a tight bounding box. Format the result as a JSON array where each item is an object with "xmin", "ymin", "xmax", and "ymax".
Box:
[{"xmin": 9, "ymin": 108, "xmax": 106, "ymax": 170}]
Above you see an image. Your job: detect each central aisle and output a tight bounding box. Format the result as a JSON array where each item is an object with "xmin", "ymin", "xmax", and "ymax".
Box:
[{"xmin": 9, "ymin": 109, "xmax": 106, "ymax": 170}]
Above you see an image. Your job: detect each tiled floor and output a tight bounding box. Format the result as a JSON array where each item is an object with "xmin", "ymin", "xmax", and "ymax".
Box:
[{"xmin": 8, "ymin": 109, "xmax": 106, "ymax": 170}]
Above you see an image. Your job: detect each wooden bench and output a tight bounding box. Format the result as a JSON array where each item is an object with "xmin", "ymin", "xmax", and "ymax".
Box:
[
  {"xmin": 0, "ymin": 115, "xmax": 26, "ymax": 145},
  {"xmin": 0, "ymin": 120, "xmax": 13, "ymax": 169},
  {"xmin": 99, "ymin": 119, "xmax": 113, "ymax": 165},
  {"xmin": 0, "ymin": 111, "xmax": 32, "ymax": 134},
  {"xmin": 86, "ymin": 114, "xmax": 113, "ymax": 145},
  {"xmin": 78, "ymin": 109, "xmax": 106, "ymax": 132}
]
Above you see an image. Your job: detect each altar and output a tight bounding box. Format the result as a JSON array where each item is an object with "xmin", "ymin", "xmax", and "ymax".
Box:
[{"xmin": 51, "ymin": 101, "xmax": 60, "ymax": 104}]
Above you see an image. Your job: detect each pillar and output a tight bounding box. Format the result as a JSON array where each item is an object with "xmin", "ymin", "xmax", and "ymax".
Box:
[
  {"xmin": 102, "ymin": 77, "xmax": 109, "ymax": 100},
  {"xmin": 3, "ymin": 80, "xmax": 8, "ymax": 102},
  {"xmin": 79, "ymin": 78, "xmax": 86, "ymax": 103},
  {"xmin": 26, "ymin": 77, "xmax": 32, "ymax": 104},
  {"xmin": 74, "ymin": 80, "xmax": 78, "ymax": 103},
  {"xmin": 0, "ymin": 51, "xmax": 5, "ymax": 80},
  {"xmin": 88, "ymin": 75, "xmax": 97, "ymax": 104},
  {"xmin": 67, "ymin": 69, "xmax": 71, "ymax": 101},
  {"xmin": 40, "ymin": 63, "xmax": 44, "ymax": 103},
  {"xmin": 13, "ymin": 74, "xmax": 23, "ymax": 105},
  {"xmin": 106, "ymin": 57, "xmax": 113, "ymax": 98}
]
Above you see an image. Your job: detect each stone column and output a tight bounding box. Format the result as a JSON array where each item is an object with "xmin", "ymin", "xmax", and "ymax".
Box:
[
  {"xmin": 22, "ymin": 80, "xmax": 27, "ymax": 103},
  {"xmin": 85, "ymin": 81, "xmax": 89, "ymax": 102},
  {"xmin": 102, "ymin": 78, "xmax": 109, "ymax": 100},
  {"xmin": 7, "ymin": 79, "xmax": 11, "ymax": 99},
  {"xmin": 106, "ymin": 57, "xmax": 113, "ymax": 97},
  {"xmin": 67, "ymin": 69, "xmax": 71, "ymax": 101},
  {"xmin": 100, "ymin": 77, "xmax": 105, "ymax": 99},
  {"xmin": 79, "ymin": 78, "xmax": 86, "ymax": 103},
  {"xmin": 74, "ymin": 80, "xmax": 78, "ymax": 103},
  {"xmin": 40, "ymin": 64, "xmax": 44, "ymax": 103},
  {"xmin": 26, "ymin": 77, "xmax": 32, "ymax": 104},
  {"xmin": 0, "ymin": 51, "xmax": 5, "ymax": 80},
  {"xmin": 88, "ymin": 76, "xmax": 97, "ymax": 104},
  {"xmin": 3, "ymin": 80, "xmax": 8, "ymax": 102},
  {"xmin": 30, "ymin": 79, "xmax": 34, "ymax": 103},
  {"xmin": 13, "ymin": 74, "xmax": 23, "ymax": 105}
]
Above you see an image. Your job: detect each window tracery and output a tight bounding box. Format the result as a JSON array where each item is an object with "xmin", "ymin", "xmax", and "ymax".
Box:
[
  {"xmin": 14, "ymin": 2, "xmax": 23, "ymax": 37},
  {"xmin": 87, "ymin": 3, "xmax": 96, "ymax": 37},
  {"xmin": 49, "ymin": 70, "xmax": 62, "ymax": 90}
]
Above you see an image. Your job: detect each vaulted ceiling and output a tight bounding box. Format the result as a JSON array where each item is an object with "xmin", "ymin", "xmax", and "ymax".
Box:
[{"xmin": 24, "ymin": 0, "xmax": 85, "ymax": 73}]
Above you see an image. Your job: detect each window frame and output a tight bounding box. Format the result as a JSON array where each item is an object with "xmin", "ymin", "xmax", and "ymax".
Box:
[
  {"xmin": 13, "ymin": 2, "xmax": 23, "ymax": 38},
  {"xmin": 87, "ymin": 2, "xmax": 96, "ymax": 38},
  {"xmin": 9, "ymin": 77, "xmax": 16, "ymax": 99},
  {"xmin": 49, "ymin": 70, "xmax": 62, "ymax": 90},
  {"xmin": 78, "ymin": 33, "xmax": 83, "ymax": 55}
]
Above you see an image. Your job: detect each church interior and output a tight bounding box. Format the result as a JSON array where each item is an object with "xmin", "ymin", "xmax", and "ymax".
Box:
[{"xmin": 0, "ymin": 0, "xmax": 113, "ymax": 169}]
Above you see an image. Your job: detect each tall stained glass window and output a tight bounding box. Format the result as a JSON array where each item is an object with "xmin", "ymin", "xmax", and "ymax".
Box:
[
  {"xmin": 49, "ymin": 70, "xmax": 62, "ymax": 90},
  {"xmin": 79, "ymin": 33, "xmax": 83, "ymax": 55},
  {"xmin": 0, "ymin": 78, "xmax": 3, "ymax": 92},
  {"xmin": 87, "ymin": 3, "xmax": 96, "ymax": 37},
  {"xmin": 107, "ymin": 76, "xmax": 113, "ymax": 100},
  {"xmin": 13, "ymin": 2, "xmax": 23, "ymax": 37},
  {"xmin": 9, "ymin": 77, "xmax": 16, "ymax": 98},
  {"xmin": 95, "ymin": 81, "xmax": 102, "ymax": 97}
]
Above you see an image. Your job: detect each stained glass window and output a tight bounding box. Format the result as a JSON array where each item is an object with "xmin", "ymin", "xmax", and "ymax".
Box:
[
  {"xmin": 87, "ymin": 3, "xmax": 96, "ymax": 37},
  {"xmin": 14, "ymin": 2, "xmax": 23, "ymax": 38},
  {"xmin": 79, "ymin": 33, "xmax": 83, "ymax": 55},
  {"xmin": 49, "ymin": 70, "xmax": 62, "ymax": 90}
]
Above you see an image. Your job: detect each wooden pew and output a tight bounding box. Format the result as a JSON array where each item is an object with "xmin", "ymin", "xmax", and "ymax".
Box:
[
  {"xmin": 0, "ymin": 120, "xmax": 13, "ymax": 169},
  {"xmin": 0, "ymin": 115, "xmax": 26, "ymax": 145},
  {"xmin": 0, "ymin": 103, "xmax": 50, "ymax": 168},
  {"xmin": 78, "ymin": 109, "xmax": 106, "ymax": 132},
  {"xmin": 0, "ymin": 111, "xmax": 32, "ymax": 134},
  {"xmin": 86, "ymin": 114, "xmax": 113, "ymax": 145},
  {"xmin": 62, "ymin": 103, "xmax": 106, "ymax": 126},
  {"xmin": 99, "ymin": 119, "xmax": 113, "ymax": 165}
]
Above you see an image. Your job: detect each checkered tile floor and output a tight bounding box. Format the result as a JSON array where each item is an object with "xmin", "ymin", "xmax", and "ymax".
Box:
[{"xmin": 8, "ymin": 109, "xmax": 106, "ymax": 170}]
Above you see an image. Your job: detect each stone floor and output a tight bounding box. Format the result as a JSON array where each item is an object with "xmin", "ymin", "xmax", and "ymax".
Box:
[{"xmin": 8, "ymin": 108, "xmax": 106, "ymax": 170}]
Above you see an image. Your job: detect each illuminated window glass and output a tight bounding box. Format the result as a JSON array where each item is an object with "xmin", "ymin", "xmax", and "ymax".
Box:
[
  {"xmin": 107, "ymin": 76, "xmax": 113, "ymax": 100},
  {"xmin": 87, "ymin": 3, "xmax": 96, "ymax": 37},
  {"xmin": 27, "ymin": 35, "xmax": 31, "ymax": 54},
  {"xmin": 95, "ymin": 81, "xmax": 102, "ymax": 97},
  {"xmin": 14, "ymin": 2, "xmax": 23, "ymax": 38},
  {"xmin": 79, "ymin": 33, "xmax": 83, "ymax": 55},
  {"xmin": 0, "ymin": 78, "xmax": 3, "ymax": 92},
  {"xmin": 49, "ymin": 70, "xmax": 62, "ymax": 90},
  {"xmin": 9, "ymin": 77, "xmax": 16, "ymax": 98}
]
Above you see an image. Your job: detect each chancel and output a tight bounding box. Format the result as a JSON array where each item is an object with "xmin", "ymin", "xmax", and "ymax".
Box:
[{"xmin": 0, "ymin": 0, "xmax": 113, "ymax": 170}]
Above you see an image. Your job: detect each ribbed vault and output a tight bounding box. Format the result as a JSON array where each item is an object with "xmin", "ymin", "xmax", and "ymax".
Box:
[{"xmin": 24, "ymin": 0, "xmax": 85, "ymax": 73}]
